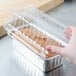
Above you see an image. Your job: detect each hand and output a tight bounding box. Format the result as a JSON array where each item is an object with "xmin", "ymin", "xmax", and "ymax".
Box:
[{"xmin": 46, "ymin": 26, "xmax": 76, "ymax": 64}]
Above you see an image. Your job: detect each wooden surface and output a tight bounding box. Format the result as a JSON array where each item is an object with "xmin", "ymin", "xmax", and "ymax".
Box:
[{"xmin": 0, "ymin": 0, "xmax": 64, "ymax": 37}]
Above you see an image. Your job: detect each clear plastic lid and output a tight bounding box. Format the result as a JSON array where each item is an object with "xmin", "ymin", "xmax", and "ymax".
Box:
[
  {"xmin": 4, "ymin": 6, "xmax": 68, "ymax": 47},
  {"xmin": 15, "ymin": 6, "xmax": 68, "ymax": 45}
]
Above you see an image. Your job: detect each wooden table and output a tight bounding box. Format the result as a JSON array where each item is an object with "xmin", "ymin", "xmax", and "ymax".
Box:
[{"xmin": 0, "ymin": 0, "xmax": 64, "ymax": 37}]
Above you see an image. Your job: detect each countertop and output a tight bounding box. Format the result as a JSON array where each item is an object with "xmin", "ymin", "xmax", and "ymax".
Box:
[{"xmin": 0, "ymin": 2, "xmax": 76, "ymax": 76}]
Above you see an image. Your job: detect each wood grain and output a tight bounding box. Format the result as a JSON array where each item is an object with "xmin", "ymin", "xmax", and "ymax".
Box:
[{"xmin": 0, "ymin": 0, "xmax": 64, "ymax": 37}]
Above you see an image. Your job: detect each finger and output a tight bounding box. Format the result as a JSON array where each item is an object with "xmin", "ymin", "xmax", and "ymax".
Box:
[
  {"xmin": 66, "ymin": 26, "xmax": 76, "ymax": 35},
  {"xmin": 64, "ymin": 30, "xmax": 72, "ymax": 40},
  {"xmin": 64, "ymin": 26, "xmax": 73, "ymax": 40},
  {"xmin": 46, "ymin": 45, "xmax": 65, "ymax": 56}
]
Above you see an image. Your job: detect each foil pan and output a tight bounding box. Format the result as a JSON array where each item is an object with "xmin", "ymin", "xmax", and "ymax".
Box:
[
  {"xmin": 3, "ymin": 6, "xmax": 68, "ymax": 72},
  {"xmin": 12, "ymin": 39, "xmax": 62, "ymax": 72}
]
